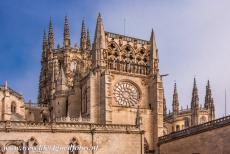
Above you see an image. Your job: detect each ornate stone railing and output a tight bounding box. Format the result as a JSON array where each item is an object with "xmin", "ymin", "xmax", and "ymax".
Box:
[
  {"xmin": 107, "ymin": 60, "xmax": 150, "ymax": 75},
  {"xmin": 55, "ymin": 116, "xmax": 91, "ymax": 123},
  {"xmin": 24, "ymin": 103, "xmax": 48, "ymax": 108},
  {"xmin": 105, "ymin": 32, "xmax": 149, "ymax": 45},
  {"xmin": 159, "ymin": 115, "xmax": 230, "ymax": 144},
  {"xmin": 0, "ymin": 121, "xmax": 140, "ymax": 133}
]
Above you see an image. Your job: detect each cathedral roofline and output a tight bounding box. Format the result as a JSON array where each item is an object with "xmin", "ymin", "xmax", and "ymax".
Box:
[
  {"xmin": 105, "ymin": 31, "xmax": 149, "ymax": 45},
  {"xmin": 0, "ymin": 84, "xmax": 23, "ymax": 100}
]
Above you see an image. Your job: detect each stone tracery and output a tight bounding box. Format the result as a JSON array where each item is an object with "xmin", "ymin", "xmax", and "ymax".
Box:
[
  {"xmin": 113, "ymin": 81, "xmax": 140, "ymax": 107},
  {"xmin": 106, "ymin": 41, "xmax": 150, "ymax": 75}
]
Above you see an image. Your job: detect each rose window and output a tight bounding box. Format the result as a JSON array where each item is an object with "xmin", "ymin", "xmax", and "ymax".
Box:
[{"xmin": 113, "ymin": 81, "xmax": 140, "ymax": 107}]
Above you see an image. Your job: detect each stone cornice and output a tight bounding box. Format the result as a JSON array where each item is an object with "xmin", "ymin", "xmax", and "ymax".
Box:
[{"xmin": 0, "ymin": 121, "xmax": 141, "ymax": 134}]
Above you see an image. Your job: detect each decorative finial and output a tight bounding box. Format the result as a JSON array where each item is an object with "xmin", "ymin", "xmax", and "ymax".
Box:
[{"xmin": 4, "ymin": 80, "xmax": 8, "ymax": 90}]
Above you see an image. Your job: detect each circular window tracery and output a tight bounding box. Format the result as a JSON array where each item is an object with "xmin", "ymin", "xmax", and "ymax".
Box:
[{"xmin": 113, "ymin": 81, "xmax": 140, "ymax": 107}]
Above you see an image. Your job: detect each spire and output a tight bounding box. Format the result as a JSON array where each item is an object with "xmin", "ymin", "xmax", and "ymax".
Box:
[
  {"xmin": 191, "ymin": 78, "xmax": 200, "ymax": 126},
  {"xmin": 63, "ymin": 16, "xmax": 71, "ymax": 48},
  {"xmin": 94, "ymin": 13, "xmax": 106, "ymax": 49},
  {"xmin": 42, "ymin": 30, "xmax": 48, "ymax": 60},
  {"xmin": 172, "ymin": 82, "xmax": 179, "ymax": 114},
  {"xmin": 205, "ymin": 80, "xmax": 215, "ymax": 120},
  {"xmin": 150, "ymin": 29, "xmax": 157, "ymax": 54},
  {"xmin": 149, "ymin": 29, "xmax": 159, "ymax": 73},
  {"xmin": 205, "ymin": 80, "xmax": 212, "ymax": 108},
  {"xmin": 48, "ymin": 18, "xmax": 54, "ymax": 49},
  {"xmin": 86, "ymin": 28, "xmax": 91, "ymax": 50},
  {"xmin": 191, "ymin": 78, "xmax": 199, "ymax": 109},
  {"xmin": 56, "ymin": 65, "xmax": 68, "ymax": 91},
  {"xmin": 80, "ymin": 19, "xmax": 87, "ymax": 50},
  {"xmin": 207, "ymin": 80, "xmax": 210, "ymax": 89}
]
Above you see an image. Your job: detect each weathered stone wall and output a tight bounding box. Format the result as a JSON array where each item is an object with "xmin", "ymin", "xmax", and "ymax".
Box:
[
  {"xmin": 0, "ymin": 86, "xmax": 25, "ymax": 121},
  {"xmin": 0, "ymin": 121, "xmax": 144, "ymax": 154},
  {"xmin": 159, "ymin": 116, "xmax": 230, "ymax": 154}
]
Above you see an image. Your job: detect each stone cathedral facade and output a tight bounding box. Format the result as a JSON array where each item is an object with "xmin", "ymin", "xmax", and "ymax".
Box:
[
  {"xmin": 163, "ymin": 79, "xmax": 215, "ymax": 135},
  {"xmin": 0, "ymin": 14, "xmax": 215, "ymax": 154}
]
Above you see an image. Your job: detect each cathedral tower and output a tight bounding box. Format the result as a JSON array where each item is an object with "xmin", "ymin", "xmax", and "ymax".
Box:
[{"xmin": 37, "ymin": 14, "xmax": 164, "ymax": 153}]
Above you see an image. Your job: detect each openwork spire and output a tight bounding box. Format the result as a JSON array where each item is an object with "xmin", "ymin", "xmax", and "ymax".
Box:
[
  {"xmin": 172, "ymin": 82, "xmax": 179, "ymax": 114},
  {"xmin": 191, "ymin": 78, "xmax": 199, "ymax": 109},
  {"xmin": 48, "ymin": 18, "xmax": 54, "ymax": 49},
  {"xmin": 80, "ymin": 19, "xmax": 87, "ymax": 50},
  {"xmin": 86, "ymin": 28, "xmax": 91, "ymax": 50},
  {"xmin": 63, "ymin": 16, "xmax": 71, "ymax": 48}
]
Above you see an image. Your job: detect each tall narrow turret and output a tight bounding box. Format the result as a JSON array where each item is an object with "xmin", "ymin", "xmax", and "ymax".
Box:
[
  {"xmin": 63, "ymin": 16, "xmax": 71, "ymax": 48},
  {"xmin": 149, "ymin": 29, "xmax": 159, "ymax": 74},
  {"xmin": 205, "ymin": 80, "xmax": 215, "ymax": 120},
  {"xmin": 93, "ymin": 13, "xmax": 106, "ymax": 67},
  {"xmin": 48, "ymin": 18, "xmax": 54, "ymax": 49},
  {"xmin": 191, "ymin": 78, "xmax": 199, "ymax": 126},
  {"xmin": 80, "ymin": 19, "xmax": 87, "ymax": 50},
  {"xmin": 38, "ymin": 30, "xmax": 48, "ymax": 104},
  {"xmin": 172, "ymin": 82, "xmax": 179, "ymax": 115}
]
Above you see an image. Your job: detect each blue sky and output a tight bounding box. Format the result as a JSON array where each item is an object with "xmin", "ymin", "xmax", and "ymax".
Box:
[{"xmin": 0, "ymin": 0, "xmax": 230, "ymax": 118}]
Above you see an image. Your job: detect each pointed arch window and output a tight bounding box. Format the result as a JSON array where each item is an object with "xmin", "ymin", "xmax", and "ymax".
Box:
[{"xmin": 11, "ymin": 101, "xmax": 16, "ymax": 114}]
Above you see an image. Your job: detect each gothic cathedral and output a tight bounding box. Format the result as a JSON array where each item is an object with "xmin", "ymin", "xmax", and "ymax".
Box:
[{"xmin": 0, "ymin": 14, "xmax": 215, "ymax": 154}]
